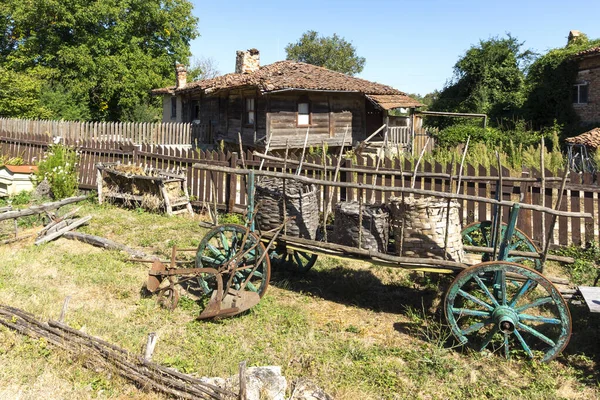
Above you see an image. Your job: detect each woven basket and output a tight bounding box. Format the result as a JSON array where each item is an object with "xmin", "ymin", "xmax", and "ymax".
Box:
[
  {"xmin": 255, "ymin": 177, "xmax": 319, "ymax": 239},
  {"xmin": 333, "ymin": 201, "xmax": 389, "ymax": 252},
  {"xmin": 389, "ymin": 196, "xmax": 464, "ymax": 262}
]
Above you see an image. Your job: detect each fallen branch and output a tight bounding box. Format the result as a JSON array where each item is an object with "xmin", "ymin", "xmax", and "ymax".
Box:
[
  {"xmin": 61, "ymin": 231, "xmax": 153, "ymax": 259},
  {"xmin": 0, "ymin": 304, "xmax": 236, "ymax": 400},
  {"xmin": 0, "ymin": 196, "xmax": 87, "ymax": 222},
  {"xmin": 35, "ymin": 216, "xmax": 92, "ymax": 245}
]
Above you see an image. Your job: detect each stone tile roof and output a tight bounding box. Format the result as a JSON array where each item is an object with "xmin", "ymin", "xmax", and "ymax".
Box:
[
  {"xmin": 367, "ymin": 94, "xmax": 424, "ymax": 109},
  {"xmin": 153, "ymin": 61, "xmax": 421, "ymax": 108},
  {"xmin": 565, "ymin": 127, "xmax": 600, "ymax": 149},
  {"xmin": 575, "ymin": 46, "xmax": 600, "ymax": 57},
  {"xmin": 2, "ymin": 165, "xmax": 38, "ymax": 174}
]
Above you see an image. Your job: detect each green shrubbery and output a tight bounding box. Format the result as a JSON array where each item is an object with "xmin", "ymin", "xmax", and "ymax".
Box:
[
  {"xmin": 34, "ymin": 144, "xmax": 79, "ymax": 199},
  {"xmin": 425, "ymin": 122, "xmax": 565, "ymax": 173}
]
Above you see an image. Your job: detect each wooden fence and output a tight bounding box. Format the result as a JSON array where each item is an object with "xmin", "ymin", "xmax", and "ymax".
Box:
[
  {"xmin": 0, "ymin": 118, "xmax": 193, "ymax": 145},
  {"xmin": 1, "ymin": 131, "xmax": 599, "ymax": 249}
]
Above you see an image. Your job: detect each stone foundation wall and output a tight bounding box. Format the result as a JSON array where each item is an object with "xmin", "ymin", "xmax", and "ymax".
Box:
[{"xmin": 389, "ymin": 196, "xmax": 464, "ymax": 262}]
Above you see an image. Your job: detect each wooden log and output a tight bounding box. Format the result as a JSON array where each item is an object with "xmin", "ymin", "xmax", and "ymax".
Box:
[
  {"xmin": 191, "ymin": 164, "xmax": 593, "ymax": 219},
  {"xmin": 0, "ymin": 196, "xmax": 87, "ymax": 222},
  {"xmin": 35, "ymin": 216, "xmax": 92, "ymax": 245},
  {"xmin": 61, "ymin": 231, "xmax": 152, "ymax": 259}
]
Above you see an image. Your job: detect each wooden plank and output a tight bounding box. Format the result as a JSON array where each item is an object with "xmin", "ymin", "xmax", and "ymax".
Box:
[
  {"xmin": 582, "ymin": 173, "xmax": 595, "ymax": 244},
  {"xmin": 466, "ymin": 164, "xmax": 475, "ymax": 225},
  {"xmin": 578, "ymin": 286, "xmax": 600, "ymax": 313},
  {"xmin": 569, "ymin": 172, "xmax": 581, "ymax": 246}
]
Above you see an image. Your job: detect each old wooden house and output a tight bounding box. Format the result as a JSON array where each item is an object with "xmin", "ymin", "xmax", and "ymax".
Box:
[{"xmin": 152, "ymin": 49, "xmax": 423, "ymax": 149}]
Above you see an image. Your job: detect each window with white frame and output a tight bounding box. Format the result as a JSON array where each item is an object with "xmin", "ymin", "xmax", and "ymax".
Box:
[
  {"xmin": 297, "ymin": 101, "xmax": 310, "ymax": 126},
  {"xmin": 573, "ymin": 82, "xmax": 589, "ymax": 104},
  {"xmin": 245, "ymin": 98, "xmax": 255, "ymax": 126}
]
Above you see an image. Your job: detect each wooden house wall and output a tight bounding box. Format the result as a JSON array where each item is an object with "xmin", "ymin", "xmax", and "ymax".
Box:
[
  {"xmin": 267, "ymin": 93, "xmax": 364, "ymax": 148},
  {"xmin": 190, "ymin": 90, "xmax": 367, "ymax": 148}
]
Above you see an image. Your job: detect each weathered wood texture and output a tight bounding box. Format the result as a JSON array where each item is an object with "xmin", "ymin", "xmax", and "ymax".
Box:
[
  {"xmin": 2, "ymin": 131, "xmax": 600, "ymax": 248},
  {"xmin": 0, "ymin": 118, "xmax": 192, "ymax": 145}
]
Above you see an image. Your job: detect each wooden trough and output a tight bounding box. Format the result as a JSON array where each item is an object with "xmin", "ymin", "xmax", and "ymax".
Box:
[{"xmin": 96, "ymin": 162, "xmax": 192, "ymax": 216}]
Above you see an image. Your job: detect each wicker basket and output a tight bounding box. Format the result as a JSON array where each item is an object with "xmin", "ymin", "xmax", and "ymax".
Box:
[
  {"xmin": 333, "ymin": 201, "xmax": 389, "ymax": 252},
  {"xmin": 254, "ymin": 177, "xmax": 319, "ymax": 239},
  {"xmin": 389, "ymin": 196, "xmax": 464, "ymax": 262}
]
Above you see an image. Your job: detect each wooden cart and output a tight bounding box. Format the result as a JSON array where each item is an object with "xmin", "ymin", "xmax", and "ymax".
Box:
[{"xmin": 148, "ymin": 161, "xmax": 593, "ymax": 363}]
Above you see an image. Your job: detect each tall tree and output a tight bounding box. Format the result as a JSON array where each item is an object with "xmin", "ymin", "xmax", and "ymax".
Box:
[
  {"xmin": 0, "ymin": 0, "xmax": 198, "ymax": 121},
  {"xmin": 430, "ymin": 35, "xmax": 533, "ymax": 127},
  {"xmin": 285, "ymin": 30, "xmax": 365, "ymax": 76}
]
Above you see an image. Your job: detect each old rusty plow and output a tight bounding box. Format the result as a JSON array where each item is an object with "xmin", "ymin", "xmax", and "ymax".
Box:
[{"xmin": 145, "ymin": 218, "xmax": 285, "ymax": 320}]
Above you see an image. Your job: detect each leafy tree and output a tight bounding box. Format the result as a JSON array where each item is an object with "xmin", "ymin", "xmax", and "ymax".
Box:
[
  {"xmin": 285, "ymin": 30, "xmax": 366, "ymax": 75},
  {"xmin": 0, "ymin": 67, "xmax": 50, "ymax": 119},
  {"xmin": 430, "ymin": 35, "xmax": 534, "ymax": 128},
  {"xmin": 0, "ymin": 0, "xmax": 198, "ymax": 121}
]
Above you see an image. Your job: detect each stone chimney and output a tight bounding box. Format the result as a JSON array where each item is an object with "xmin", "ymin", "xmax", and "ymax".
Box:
[
  {"xmin": 568, "ymin": 30, "xmax": 582, "ymax": 45},
  {"xmin": 235, "ymin": 49, "xmax": 260, "ymax": 74},
  {"xmin": 176, "ymin": 64, "xmax": 187, "ymax": 89}
]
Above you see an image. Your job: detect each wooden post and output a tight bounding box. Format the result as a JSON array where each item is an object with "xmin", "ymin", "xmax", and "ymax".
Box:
[
  {"xmin": 296, "ymin": 127, "xmax": 310, "ymax": 175},
  {"xmin": 59, "ymin": 296, "xmax": 71, "ymax": 323},
  {"xmin": 540, "ymin": 137, "xmax": 546, "ymax": 249},
  {"xmin": 238, "ymin": 361, "xmax": 247, "ymax": 400},
  {"xmin": 541, "ymin": 167, "xmax": 570, "ymax": 266},
  {"xmin": 143, "ymin": 333, "xmax": 159, "ymax": 362},
  {"xmin": 228, "ymin": 153, "xmax": 238, "ymax": 213}
]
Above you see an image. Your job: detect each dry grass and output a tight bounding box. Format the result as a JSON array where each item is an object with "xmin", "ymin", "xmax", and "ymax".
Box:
[{"xmin": 0, "ymin": 201, "xmax": 598, "ymax": 399}]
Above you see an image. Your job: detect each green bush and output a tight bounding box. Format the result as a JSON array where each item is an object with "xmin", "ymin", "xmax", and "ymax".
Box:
[{"xmin": 34, "ymin": 144, "xmax": 79, "ymax": 199}]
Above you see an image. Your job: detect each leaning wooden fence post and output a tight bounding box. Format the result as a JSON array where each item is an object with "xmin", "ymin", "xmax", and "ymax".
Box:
[
  {"xmin": 540, "ymin": 137, "xmax": 546, "ymax": 249},
  {"xmin": 228, "ymin": 153, "xmax": 239, "ymax": 213},
  {"xmin": 492, "ymin": 152, "xmax": 503, "ymax": 261},
  {"xmin": 540, "ymin": 167, "xmax": 570, "ymax": 266}
]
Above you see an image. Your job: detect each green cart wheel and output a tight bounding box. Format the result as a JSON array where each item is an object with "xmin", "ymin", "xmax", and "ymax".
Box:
[
  {"xmin": 445, "ymin": 261, "xmax": 571, "ymax": 362},
  {"xmin": 195, "ymin": 224, "xmax": 271, "ymax": 298},
  {"xmin": 462, "ymin": 221, "xmax": 542, "ymax": 271},
  {"xmin": 270, "ymin": 247, "xmax": 318, "ymax": 273}
]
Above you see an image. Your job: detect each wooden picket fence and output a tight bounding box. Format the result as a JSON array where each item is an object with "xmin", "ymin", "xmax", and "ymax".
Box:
[
  {"xmin": 0, "ymin": 118, "xmax": 192, "ymax": 145},
  {"xmin": 1, "ymin": 130, "xmax": 599, "ymax": 248}
]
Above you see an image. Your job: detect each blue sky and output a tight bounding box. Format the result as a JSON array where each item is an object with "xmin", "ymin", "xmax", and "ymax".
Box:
[{"xmin": 189, "ymin": 0, "xmax": 600, "ymax": 96}]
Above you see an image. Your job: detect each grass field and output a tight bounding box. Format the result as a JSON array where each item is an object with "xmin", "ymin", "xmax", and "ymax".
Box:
[{"xmin": 0, "ymin": 200, "xmax": 599, "ymax": 399}]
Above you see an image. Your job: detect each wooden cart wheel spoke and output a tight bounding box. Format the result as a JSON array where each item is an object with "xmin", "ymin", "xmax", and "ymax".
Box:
[
  {"xmin": 270, "ymin": 248, "xmax": 318, "ymax": 273},
  {"xmin": 461, "ymin": 319, "xmax": 493, "ymax": 336},
  {"xmin": 445, "ymin": 261, "xmax": 571, "ymax": 362},
  {"xmin": 473, "ymin": 275, "xmax": 499, "ymax": 307},
  {"xmin": 516, "ymin": 323, "xmax": 556, "ymax": 347},
  {"xmin": 514, "ymin": 296, "xmax": 553, "ymax": 312},
  {"xmin": 518, "ymin": 314, "xmax": 562, "ymax": 324},
  {"xmin": 479, "ymin": 329, "xmax": 497, "ymax": 351},
  {"xmin": 458, "ymin": 289, "xmax": 494, "ymax": 311},
  {"xmin": 513, "ymin": 328, "xmax": 534, "ymax": 358},
  {"xmin": 462, "ymin": 221, "xmax": 542, "ymax": 271},
  {"xmin": 508, "ymin": 279, "xmax": 534, "ymax": 307},
  {"xmin": 451, "ymin": 308, "xmax": 491, "ymax": 318}
]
